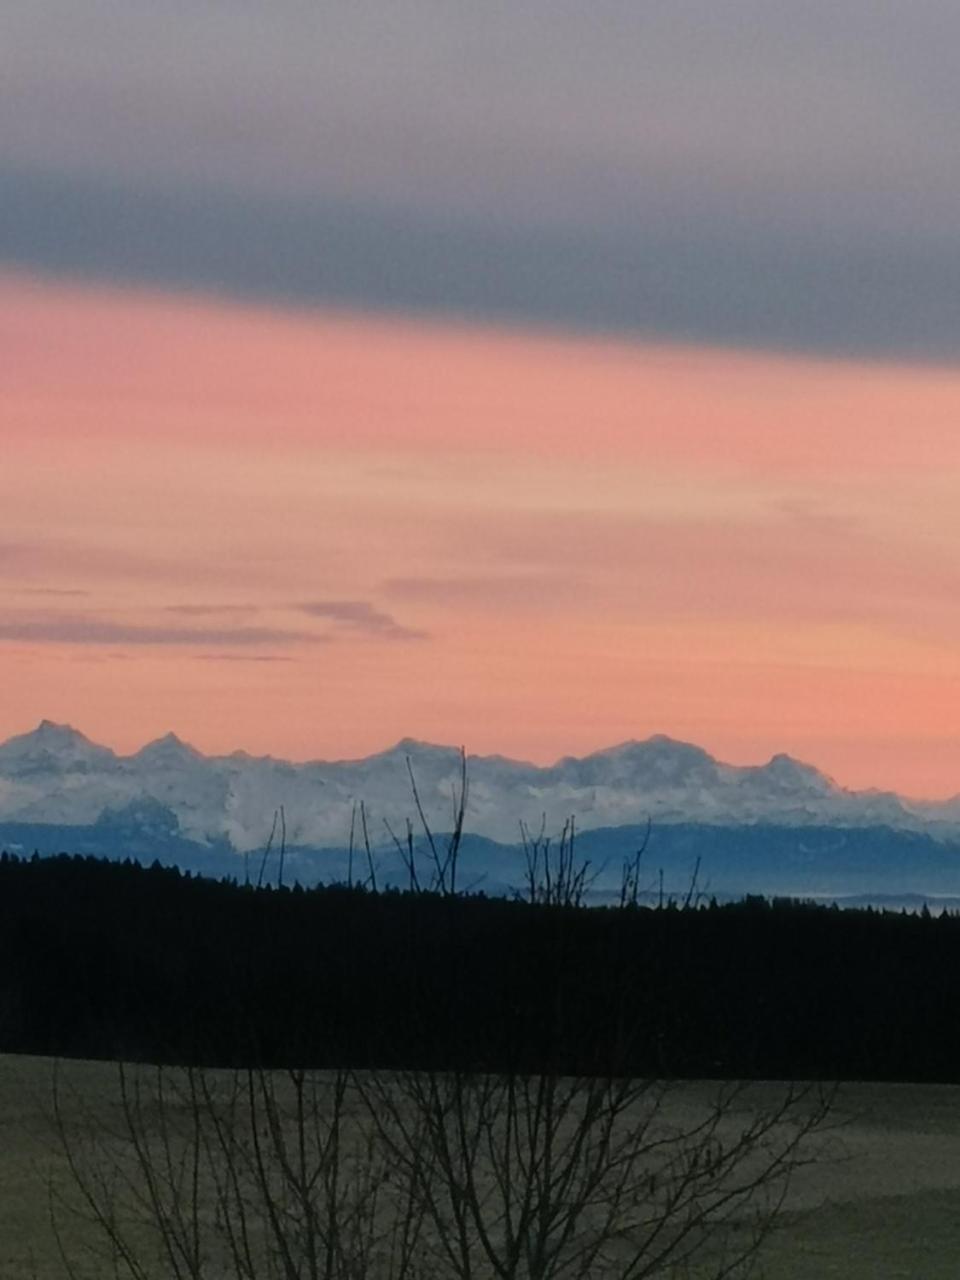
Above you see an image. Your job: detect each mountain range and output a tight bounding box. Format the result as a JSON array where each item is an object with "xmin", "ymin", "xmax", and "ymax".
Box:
[{"xmin": 2, "ymin": 720, "xmax": 960, "ymax": 904}]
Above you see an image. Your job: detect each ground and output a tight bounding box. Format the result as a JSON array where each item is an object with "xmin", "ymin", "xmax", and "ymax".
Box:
[
  {"xmin": 1, "ymin": 1056, "xmax": 959, "ymax": 1278},
  {"xmin": 763, "ymin": 1081, "xmax": 960, "ymax": 1278}
]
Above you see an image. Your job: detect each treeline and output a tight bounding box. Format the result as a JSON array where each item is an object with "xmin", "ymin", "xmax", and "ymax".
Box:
[{"xmin": 1, "ymin": 851, "xmax": 959, "ymax": 1081}]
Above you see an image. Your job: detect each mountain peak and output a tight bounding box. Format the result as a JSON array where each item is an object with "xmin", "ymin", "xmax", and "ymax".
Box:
[
  {"xmin": 133, "ymin": 732, "xmax": 203, "ymax": 764},
  {"xmin": 9, "ymin": 719, "xmax": 99, "ymax": 749},
  {"xmin": 35, "ymin": 719, "xmax": 86, "ymax": 741},
  {"xmin": 763, "ymin": 751, "xmax": 827, "ymax": 777},
  {"xmin": 753, "ymin": 752, "xmax": 837, "ymax": 796},
  {"xmin": 643, "ymin": 734, "xmax": 715, "ymax": 758},
  {"xmin": 556, "ymin": 735, "xmax": 717, "ymax": 789},
  {"xmin": 585, "ymin": 735, "xmax": 713, "ymax": 758},
  {"xmin": 0, "ymin": 720, "xmax": 114, "ymax": 772},
  {"xmin": 382, "ymin": 737, "xmax": 460, "ymax": 759}
]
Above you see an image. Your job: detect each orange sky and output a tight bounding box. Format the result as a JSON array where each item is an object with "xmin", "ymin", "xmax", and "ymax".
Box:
[{"xmin": 4, "ymin": 272, "xmax": 960, "ymax": 796}]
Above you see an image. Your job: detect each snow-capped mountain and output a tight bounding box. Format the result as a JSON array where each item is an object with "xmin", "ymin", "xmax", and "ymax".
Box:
[{"xmin": 0, "ymin": 720, "xmax": 950, "ymax": 856}]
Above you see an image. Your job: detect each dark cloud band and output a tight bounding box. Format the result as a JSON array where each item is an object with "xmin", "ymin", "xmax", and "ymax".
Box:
[{"xmin": 3, "ymin": 167, "xmax": 960, "ymax": 361}]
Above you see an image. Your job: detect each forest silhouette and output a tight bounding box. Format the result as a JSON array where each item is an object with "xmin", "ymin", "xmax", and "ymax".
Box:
[{"xmin": 1, "ymin": 851, "xmax": 956, "ymax": 1082}]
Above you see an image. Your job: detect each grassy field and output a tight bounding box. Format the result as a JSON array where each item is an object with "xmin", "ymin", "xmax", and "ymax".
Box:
[
  {"xmin": 760, "ymin": 1082, "xmax": 960, "ymax": 1278},
  {"xmin": 1, "ymin": 1055, "xmax": 960, "ymax": 1278}
]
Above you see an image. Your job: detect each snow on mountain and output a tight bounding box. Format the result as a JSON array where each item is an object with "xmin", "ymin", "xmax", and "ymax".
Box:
[
  {"xmin": 0, "ymin": 721, "xmax": 948, "ymax": 853},
  {"xmin": 124, "ymin": 733, "xmax": 231, "ymax": 845},
  {"xmin": 0, "ymin": 720, "xmax": 117, "ymax": 777},
  {"xmin": 132, "ymin": 732, "xmax": 204, "ymax": 768},
  {"xmin": 0, "ymin": 721, "xmax": 129, "ymax": 825}
]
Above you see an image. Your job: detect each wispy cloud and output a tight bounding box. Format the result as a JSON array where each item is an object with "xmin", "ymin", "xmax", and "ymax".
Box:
[
  {"xmin": 297, "ymin": 600, "xmax": 427, "ymax": 641},
  {"xmin": 164, "ymin": 604, "xmax": 260, "ymax": 617},
  {"xmin": 0, "ymin": 540, "xmax": 159, "ymax": 580},
  {"xmin": 383, "ymin": 573, "xmax": 579, "ymax": 608},
  {"xmin": 0, "ymin": 538, "xmax": 285, "ymax": 591},
  {"xmin": 193, "ymin": 654, "xmax": 295, "ymax": 663},
  {"xmin": 0, "ymin": 615, "xmax": 324, "ymax": 647},
  {"xmin": 0, "ymin": 598, "xmax": 426, "ymax": 648},
  {"xmin": 15, "ymin": 586, "xmax": 91, "ymax": 598}
]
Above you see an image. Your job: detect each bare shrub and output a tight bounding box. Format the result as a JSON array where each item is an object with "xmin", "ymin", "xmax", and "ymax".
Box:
[
  {"xmin": 50, "ymin": 768, "xmax": 834, "ymax": 1279},
  {"xmin": 357, "ymin": 1067, "xmax": 830, "ymax": 1279},
  {"xmin": 51, "ymin": 1062, "xmax": 427, "ymax": 1280},
  {"xmin": 52, "ymin": 1061, "xmax": 830, "ymax": 1280}
]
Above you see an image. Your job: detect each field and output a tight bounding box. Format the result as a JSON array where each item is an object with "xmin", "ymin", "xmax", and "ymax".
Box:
[
  {"xmin": 764, "ymin": 1082, "xmax": 960, "ymax": 1278},
  {"xmin": 1, "ymin": 1055, "xmax": 960, "ymax": 1278}
]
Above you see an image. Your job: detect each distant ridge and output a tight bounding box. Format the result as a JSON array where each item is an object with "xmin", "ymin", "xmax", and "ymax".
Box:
[{"xmin": 0, "ymin": 719, "xmax": 954, "ymax": 854}]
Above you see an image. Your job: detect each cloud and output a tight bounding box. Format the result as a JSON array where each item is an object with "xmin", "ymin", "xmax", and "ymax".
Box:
[
  {"xmin": 0, "ymin": 539, "xmax": 154, "ymax": 579},
  {"xmin": 0, "ymin": 600, "xmax": 425, "ymax": 648},
  {"xmin": 193, "ymin": 654, "xmax": 295, "ymax": 664},
  {"xmin": 3, "ymin": 169, "xmax": 960, "ymax": 360},
  {"xmin": 164, "ymin": 604, "xmax": 260, "ymax": 617},
  {"xmin": 297, "ymin": 600, "xmax": 427, "ymax": 641},
  {"xmin": 5, "ymin": 2, "xmax": 960, "ymax": 237},
  {"xmin": 4, "ymin": 0, "xmax": 960, "ymax": 358},
  {"xmin": 15, "ymin": 585, "xmax": 91, "ymax": 597},
  {"xmin": 0, "ymin": 538, "xmax": 277, "ymax": 590},
  {"xmin": 0, "ymin": 614, "xmax": 325, "ymax": 647},
  {"xmin": 396, "ymin": 501, "xmax": 960, "ymax": 638},
  {"xmin": 383, "ymin": 574, "xmax": 581, "ymax": 609}
]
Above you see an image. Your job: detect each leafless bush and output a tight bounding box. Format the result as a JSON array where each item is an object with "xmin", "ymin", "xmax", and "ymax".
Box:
[
  {"xmin": 366, "ymin": 1067, "xmax": 832, "ymax": 1280},
  {"xmin": 51, "ymin": 1062, "xmax": 427, "ymax": 1280},
  {"xmin": 50, "ymin": 768, "xmax": 834, "ymax": 1279},
  {"xmin": 52, "ymin": 1061, "xmax": 831, "ymax": 1280}
]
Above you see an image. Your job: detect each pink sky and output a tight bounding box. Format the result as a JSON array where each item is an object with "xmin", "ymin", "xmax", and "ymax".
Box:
[{"xmin": 4, "ymin": 272, "xmax": 960, "ymax": 796}]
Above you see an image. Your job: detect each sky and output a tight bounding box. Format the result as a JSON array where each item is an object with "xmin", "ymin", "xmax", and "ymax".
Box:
[{"xmin": 3, "ymin": 4, "xmax": 960, "ymax": 795}]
